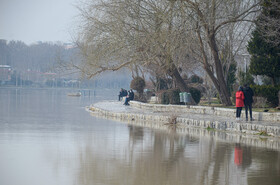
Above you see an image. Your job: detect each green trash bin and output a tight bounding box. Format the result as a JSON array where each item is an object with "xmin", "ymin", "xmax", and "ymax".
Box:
[
  {"xmin": 179, "ymin": 92, "xmax": 184, "ymax": 102},
  {"xmin": 186, "ymin": 93, "xmax": 191, "ymax": 103},
  {"xmin": 183, "ymin": 92, "xmax": 191, "ymax": 103}
]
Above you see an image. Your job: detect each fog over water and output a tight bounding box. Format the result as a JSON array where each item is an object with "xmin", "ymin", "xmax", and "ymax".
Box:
[{"xmin": 0, "ymin": 88, "xmax": 279, "ymax": 185}]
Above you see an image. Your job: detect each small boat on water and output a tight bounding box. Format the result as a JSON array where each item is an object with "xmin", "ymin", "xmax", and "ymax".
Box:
[{"xmin": 67, "ymin": 92, "xmax": 82, "ymax": 97}]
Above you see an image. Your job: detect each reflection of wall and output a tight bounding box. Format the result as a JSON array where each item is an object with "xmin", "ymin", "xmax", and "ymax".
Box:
[
  {"xmin": 87, "ymin": 105, "xmax": 280, "ymax": 149},
  {"xmin": 73, "ymin": 120, "xmax": 280, "ymax": 185},
  {"xmin": 87, "ymin": 108, "xmax": 280, "ymax": 151},
  {"xmin": 80, "ymin": 103, "xmax": 280, "ymax": 185}
]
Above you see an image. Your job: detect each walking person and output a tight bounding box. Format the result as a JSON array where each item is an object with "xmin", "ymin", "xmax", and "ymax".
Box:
[
  {"xmin": 243, "ymin": 84, "xmax": 254, "ymax": 121},
  {"xmin": 235, "ymin": 86, "xmax": 245, "ymax": 121}
]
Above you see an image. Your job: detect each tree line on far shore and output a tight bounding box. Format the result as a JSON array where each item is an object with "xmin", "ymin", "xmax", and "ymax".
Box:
[{"xmin": 0, "ymin": 40, "xmax": 132, "ymax": 88}]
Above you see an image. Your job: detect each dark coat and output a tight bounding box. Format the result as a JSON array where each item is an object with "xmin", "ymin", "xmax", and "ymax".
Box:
[
  {"xmin": 243, "ymin": 87, "xmax": 254, "ymax": 105},
  {"xmin": 128, "ymin": 90, "xmax": 134, "ymax": 100},
  {"xmin": 123, "ymin": 90, "xmax": 128, "ymax": 96}
]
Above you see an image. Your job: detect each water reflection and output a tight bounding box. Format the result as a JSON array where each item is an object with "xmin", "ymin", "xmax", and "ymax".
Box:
[
  {"xmin": 73, "ymin": 122, "xmax": 280, "ymax": 185},
  {"xmin": 0, "ymin": 88, "xmax": 279, "ymax": 185}
]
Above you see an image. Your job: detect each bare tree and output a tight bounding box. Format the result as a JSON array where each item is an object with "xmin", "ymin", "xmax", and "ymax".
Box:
[
  {"xmin": 76, "ymin": 0, "xmax": 260, "ymax": 105},
  {"xmin": 179, "ymin": 0, "xmax": 260, "ymax": 105},
  {"xmin": 77, "ymin": 0, "xmax": 198, "ymax": 92}
]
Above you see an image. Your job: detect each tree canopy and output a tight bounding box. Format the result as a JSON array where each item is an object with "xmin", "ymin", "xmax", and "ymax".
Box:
[
  {"xmin": 248, "ymin": 0, "xmax": 280, "ymax": 86},
  {"xmin": 76, "ymin": 0, "xmax": 260, "ymax": 105}
]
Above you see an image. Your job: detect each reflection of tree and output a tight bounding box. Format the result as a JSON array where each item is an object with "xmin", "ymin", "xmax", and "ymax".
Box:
[
  {"xmin": 195, "ymin": 135, "xmax": 235, "ymax": 185},
  {"xmin": 241, "ymin": 145, "xmax": 252, "ymax": 170},
  {"xmin": 75, "ymin": 125, "xmax": 199, "ymax": 185},
  {"xmin": 210, "ymin": 144, "xmax": 232, "ymax": 185},
  {"xmin": 247, "ymin": 148, "xmax": 280, "ymax": 185},
  {"xmin": 128, "ymin": 125, "xmax": 144, "ymax": 144},
  {"xmin": 198, "ymin": 136, "xmax": 216, "ymax": 184},
  {"xmin": 198, "ymin": 140, "xmax": 250, "ymax": 185},
  {"xmin": 74, "ymin": 126, "xmax": 280, "ymax": 185}
]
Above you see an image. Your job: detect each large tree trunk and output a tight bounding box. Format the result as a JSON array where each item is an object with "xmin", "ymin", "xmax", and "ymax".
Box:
[
  {"xmin": 166, "ymin": 63, "xmax": 189, "ymax": 92},
  {"xmin": 216, "ymin": 80, "xmax": 232, "ymax": 106},
  {"xmin": 208, "ymin": 33, "xmax": 232, "ymax": 106},
  {"xmin": 166, "ymin": 63, "xmax": 197, "ymax": 105},
  {"xmin": 203, "ymin": 63, "xmax": 232, "ymax": 106},
  {"xmin": 197, "ymin": 27, "xmax": 232, "ymax": 106}
]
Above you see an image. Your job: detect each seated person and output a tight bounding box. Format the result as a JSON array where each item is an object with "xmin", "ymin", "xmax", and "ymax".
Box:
[
  {"xmin": 118, "ymin": 88, "xmax": 124, "ymax": 101},
  {"xmin": 124, "ymin": 89, "xmax": 134, "ymax": 105},
  {"xmin": 118, "ymin": 88, "xmax": 128, "ymax": 101},
  {"xmin": 129, "ymin": 89, "xmax": 134, "ymax": 100}
]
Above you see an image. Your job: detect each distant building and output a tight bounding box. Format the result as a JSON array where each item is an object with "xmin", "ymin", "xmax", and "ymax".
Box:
[
  {"xmin": 63, "ymin": 43, "xmax": 75, "ymax": 50},
  {"xmin": 43, "ymin": 72, "xmax": 57, "ymax": 80},
  {"xmin": 0, "ymin": 65, "xmax": 12, "ymax": 83},
  {"xmin": 20, "ymin": 69, "xmax": 44, "ymax": 84}
]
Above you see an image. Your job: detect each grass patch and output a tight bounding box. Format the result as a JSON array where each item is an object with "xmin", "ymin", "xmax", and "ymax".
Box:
[
  {"xmin": 257, "ymin": 131, "xmax": 270, "ymax": 136},
  {"xmin": 251, "ymin": 108, "xmax": 280, "ymax": 113},
  {"xmin": 206, "ymin": 126, "xmax": 215, "ymax": 131},
  {"xmin": 199, "ymin": 98, "xmax": 280, "ymax": 112}
]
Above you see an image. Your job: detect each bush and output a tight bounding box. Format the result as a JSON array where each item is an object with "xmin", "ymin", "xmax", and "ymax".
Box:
[
  {"xmin": 130, "ymin": 77, "xmax": 146, "ymax": 94},
  {"xmin": 189, "ymin": 87, "xmax": 201, "ymax": 104},
  {"xmin": 253, "ymin": 96, "xmax": 268, "ymax": 108},
  {"xmin": 168, "ymin": 89, "xmax": 181, "ymax": 104},
  {"xmin": 159, "ymin": 89, "xmax": 180, "ymax": 105},
  {"xmin": 133, "ymin": 93, "xmax": 147, "ymax": 103},
  {"xmin": 160, "ymin": 91, "xmax": 169, "ymax": 104},
  {"xmin": 251, "ymin": 85, "xmax": 280, "ymax": 107},
  {"xmin": 190, "ymin": 75, "xmax": 203, "ymax": 84}
]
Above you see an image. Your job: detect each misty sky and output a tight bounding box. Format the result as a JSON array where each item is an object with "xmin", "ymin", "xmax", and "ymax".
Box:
[{"xmin": 0, "ymin": 0, "xmax": 80, "ymax": 44}]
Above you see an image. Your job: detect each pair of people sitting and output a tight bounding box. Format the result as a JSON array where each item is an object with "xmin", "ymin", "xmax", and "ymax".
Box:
[{"xmin": 124, "ymin": 89, "xmax": 134, "ymax": 105}]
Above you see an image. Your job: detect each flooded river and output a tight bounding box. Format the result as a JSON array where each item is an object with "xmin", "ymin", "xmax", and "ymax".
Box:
[{"xmin": 0, "ymin": 88, "xmax": 279, "ymax": 185}]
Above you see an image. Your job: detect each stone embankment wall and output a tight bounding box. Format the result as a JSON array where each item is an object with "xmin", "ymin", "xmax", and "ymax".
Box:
[
  {"xmin": 87, "ymin": 105, "xmax": 280, "ymax": 150},
  {"xmin": 130, "ymin": 101, "xmax": 280, "ymax": 122},
  {"xmin": 127, "ymin": 120, "xmax": 280, "ymax": 150},
  {"xmin": 88, "ymin": 101, "xmax": 280, "ymax": 137}
]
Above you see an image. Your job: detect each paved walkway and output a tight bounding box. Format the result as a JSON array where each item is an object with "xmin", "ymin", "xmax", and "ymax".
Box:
[{"xmin": 92, "ymin": 100, "xmax": 280, "ymax": 127}]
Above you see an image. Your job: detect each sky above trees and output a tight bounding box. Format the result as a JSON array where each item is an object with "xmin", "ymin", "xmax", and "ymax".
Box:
[{"xmin": 0, "ymin": 0, "xmax": 79, "ymax": 44}]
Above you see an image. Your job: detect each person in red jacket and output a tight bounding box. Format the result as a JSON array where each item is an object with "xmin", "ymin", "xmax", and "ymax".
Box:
[{"xmin": 235, "ymin": 86, "xmax": 245, "ymax": 120}]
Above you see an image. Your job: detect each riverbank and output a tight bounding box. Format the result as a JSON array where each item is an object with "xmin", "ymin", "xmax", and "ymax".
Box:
[{"xmin": 87, "ymin": 100, "xmax": 280, "ymax": 138}]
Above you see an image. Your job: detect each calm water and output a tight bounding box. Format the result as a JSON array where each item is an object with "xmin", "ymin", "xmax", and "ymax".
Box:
[{"xmin": 0, "ymin": 88, "xmax": 279, "ymax": 185}]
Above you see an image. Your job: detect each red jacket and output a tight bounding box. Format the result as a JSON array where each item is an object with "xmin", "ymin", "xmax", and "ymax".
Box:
[{"xmin": 235, "ymin": 91, "xmax": 245, "ymax": 107}]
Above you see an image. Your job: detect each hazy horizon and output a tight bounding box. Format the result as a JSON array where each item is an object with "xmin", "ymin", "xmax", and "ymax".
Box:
[{"xmin": 0, "ymin": 0, "xmax": 80, "ymax": 45}]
